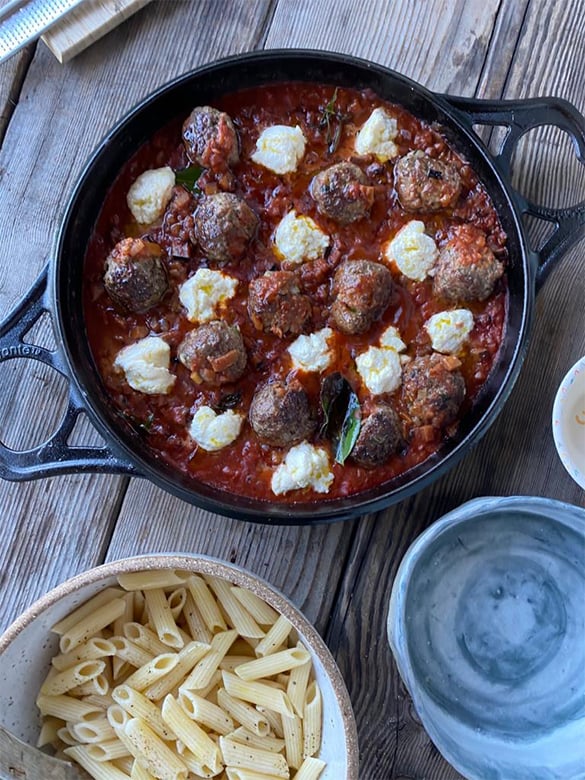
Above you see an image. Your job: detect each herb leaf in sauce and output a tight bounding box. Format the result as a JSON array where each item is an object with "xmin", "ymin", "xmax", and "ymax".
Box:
[
  {"xmin": 318, "ymin": 88, "xmax": 350, "ymax": 155},
  {"xmin": 215, "ymin": 392, "xmax": 242, "ymax": 412},
  {"xmin": 175, "ymin": 164, "xmax": 204, "ymax": 194},
  {"xmin": 320, "ymin": 372, "xmax": 361, "ymax": 464}
]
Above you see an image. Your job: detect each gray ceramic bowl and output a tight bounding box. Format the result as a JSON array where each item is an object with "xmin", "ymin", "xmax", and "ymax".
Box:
[
  {"xmin": 387, "ymin": 496, "xmax": 585, "ymax": 780},
  {"xmin": 0, "ymin": 553, "xmax": 358, "ymax": 779}
]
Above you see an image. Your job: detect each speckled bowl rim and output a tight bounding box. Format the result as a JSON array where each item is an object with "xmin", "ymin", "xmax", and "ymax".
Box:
[
  {"xmin": 0, "ymin": 553, "xmax": 359, "ymax": 780},
  {"xmin": 553, "ymin": 355, "xmax": 585, "ymax": 490}
]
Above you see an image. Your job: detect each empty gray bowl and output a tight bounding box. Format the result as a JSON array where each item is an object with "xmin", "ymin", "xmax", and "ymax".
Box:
[{"xmin": 388, "ymin": 495, "xmax": 585, "ymax": 780}]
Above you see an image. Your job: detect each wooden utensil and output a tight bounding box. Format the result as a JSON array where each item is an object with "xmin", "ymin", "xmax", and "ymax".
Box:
[{"xmin": 0, "ymin": 722, "xmax": 89, "ymax": 780}]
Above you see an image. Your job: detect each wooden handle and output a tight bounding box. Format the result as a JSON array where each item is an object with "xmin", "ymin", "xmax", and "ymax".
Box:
[
  {"xmin": 41, "ymin": 0, "xmax": 152, "ymax": 63},
  {"xmin": 0, "ymin": 723, "xmax": 89, "ymax": 780}
]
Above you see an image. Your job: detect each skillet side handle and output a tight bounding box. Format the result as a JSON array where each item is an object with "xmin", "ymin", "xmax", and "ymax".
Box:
[
  {"xmin": 0, "ymin": 265, "xmax": 140, "ymax": 480},
  {"xmin": 442, "ymin": 95, "xmax": 585, "ymax": 289}
]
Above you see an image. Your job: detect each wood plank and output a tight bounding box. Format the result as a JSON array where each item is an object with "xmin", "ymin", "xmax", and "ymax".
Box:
[
  {"xmin": 106, "ymin": 485, "xmax": 361, "ymax": 631},
  {"xmin": 326, "ymin": 0, "xmax": 585, "ymax": 776},
  {"xmin": 0, "ymin": 44, "xmax": 34, "ymax": 145},
  {"xmin": 265, "ymin": 0, "xmax": 503, "ymax": 94},
  {"xmin": 0, "ymin": 0, "xmax": 272, "ymax": 636}
]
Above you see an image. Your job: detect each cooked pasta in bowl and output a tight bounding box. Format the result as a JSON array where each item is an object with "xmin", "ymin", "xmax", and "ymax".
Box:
[{"xmin": 0, "ymin": 554, "xmax": 358, "ymax": 780}]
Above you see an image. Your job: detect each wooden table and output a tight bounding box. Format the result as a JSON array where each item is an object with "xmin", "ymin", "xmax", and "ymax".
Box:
[{"xmin": 1, "ymin": 1, "xmax": 583, "ymax": 777}]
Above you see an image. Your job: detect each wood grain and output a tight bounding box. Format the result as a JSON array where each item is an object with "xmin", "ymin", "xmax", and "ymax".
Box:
[{"xmin": 0, "ymin": 1, "xmax": 583, "ymax": 778}]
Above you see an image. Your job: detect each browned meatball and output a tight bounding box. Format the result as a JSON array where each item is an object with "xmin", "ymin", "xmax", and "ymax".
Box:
[
  {"xmin": 402, "ymin": 353, "xmax": 465, "ymax": 428},
  {"xmin": 192, "ymin": 193, "xmax": 258, "ymax": 263},
  {"xmin": 351, "ymin": 402, "xmax": 403, "ymax": 468},
  {"xmin": 178, "ymin": 320, "xmax": 246, "ymax": 386},
  {"xmin": 182, "ymin": 106, "xmax": 239, "ymax": 169},
  {"xmin": 249, "ymin": 379, "xmax": 316, "ymax": 447},
  {"xmin": 331, "ymin": 260, "xmax": 394, "ymax": 334},
  {"xmin": 394, "ymin": 150, "xmax": 462, "ymax": 212},
  {"xmin": 248, "ymin": 271, "xmax": 312, "ymax": 337},
  {"xmin": 433, "ymin": 224, "xmax": 504, "ymax": 302},
  {"xmin": 103, "ymin": 237, "xmax": 168, "ymax": 312},
  {"xmin": 310, "ymin": 162, "xmax": 374, "ymax": 224}
]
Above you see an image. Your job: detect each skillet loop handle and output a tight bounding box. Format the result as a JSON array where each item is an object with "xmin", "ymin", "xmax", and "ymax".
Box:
[
  {"xmin": 443, "ymin": 95, "xmax": 585, "ymax": 288},
  {"xmin": 0, "ymin": 265, "xmax": 139, "ymax": 480}
]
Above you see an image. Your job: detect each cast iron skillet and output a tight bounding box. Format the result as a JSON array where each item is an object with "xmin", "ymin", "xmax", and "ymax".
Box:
[{"xmin": 1, "ymin": 50, "xmax": 584, "ymax": 524}]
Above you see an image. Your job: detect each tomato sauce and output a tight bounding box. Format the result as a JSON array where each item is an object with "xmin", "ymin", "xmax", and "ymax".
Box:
[{"xmin": 83, "ymin": 82, "xmax": 507, "ymax": 503}]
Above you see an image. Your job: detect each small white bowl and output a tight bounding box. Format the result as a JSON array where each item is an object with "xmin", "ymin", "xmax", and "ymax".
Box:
[
  {"xmin": 553, "ymin": 355, "xmax": 585, "ymax": 489},
  {"xmin": 388, "ymin": 496, "xmax": 585, "ymax": 780},
  {"xmin": 0, "ymin": 554, "xmax": 359, "ymax": 779}
]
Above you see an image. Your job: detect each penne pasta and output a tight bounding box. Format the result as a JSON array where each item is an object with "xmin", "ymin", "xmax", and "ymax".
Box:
[
  {"xmin": 161, "ymin": 694, "xmax": 223, "ymax": 774},
  {"xmin": 117, "ymin": 570, "xmax": 192, "ymax": 591},
  {"xmin": 167, "ymin": 587, "xmax": 187, "ymax": 621},
  {"xmin": 130, "ymin": 759, "xmax": 155, "ymax": 780},
  {"xmin": 182, "ymin": 590, "xmax": 213, "ymax": 644},
  {"xmin": 52, "ymin": 637, "xmax": 117, "ymax": 672},
  {"xmin": 37, "ymin": 716, "xmax": 63, "ymax": 748},
  {"xmin": 142, "ymin": 641, "xmax": 210, "ymax": 701},
  {"xmin": 86, "ymin": 739, "xmax": 132, "ymax": 762},
  {"xmin": 36, "ymin": 573, "xmax": 326, "ymax": 780},
  {"xmin": 180, "ymin": 631, "xmax": 237, "ymax": 692},
  {"xmin": 36, "ymin": 693, "xmax": 103, "ymax": 722},
  {"xmin": 235, "ymin": 646, "xmax": 311, "ymax": 681},
  {"xmin": 254, "ymin": 616, "xmax": 293, "ymax": 658},
  {"xmin": 144, "ymin": 589, "xmax": 183, "ymax": 650},
  {"xmin": 63, "ymin": 745, "xmax": 130, "ymax": 780},
  {"xmin": 205, "ymin": 576, "xmax": 265, "ymax": 639},
  {"xmin": 52, "ymin": 589, "xmax": 125, "ymax": 635},
  {"xmin": 302, "ymin": 682, "xmax": 322, "ymax": 759},
  {"xmin": 113, "ymin": 684, "xmax": 177, "ymax": 741},
  {"xmin": 178, "ymin": 689, "xmax": 234, "ymax": 735},
  {"xmin": 69, "ymin": 717, "xmax": 117, "ymax": 744},
  {"xmin": 282, "ymin": 713, "xmax": 303, "ymax": 769},
  {"xmin": 226, "ymin": 769, "xmax": 285, "ymax": 780},
  {"xmin": 40, "ymin": 660, "xmax": 106, "ymax": 696},
  {"xmin": 227, "ymin": 726, "xmax": 285, "ymax": 753},
  {"xmin": 186, "ymin": 575, "xmax": 227, "ymax": 633},
  {"xmin": 230, "ymin": 587, "xmax": 280, "ymax": 627},
  {"xmin": 256, "ymin": 706, "xmax": 284, "ymax": 739},
  {"xmin": 291, "ymin": 757, "xmax": 326, "ymax": 780},
  {"xmin": 122, "ymin": 653, "xmax": 179, "ymax": 693},
  {"xmin": 110, "ymin": 636, "xmax": 154, "ymax": 669},
  {"xmin": 287, "ymin": 658, "xmax": 311, "ymax": 718},
  {"xmin": 123, "ymin": 717, "xmax": 189, "ymax": 780},
  {"xmin": 217, "ymin": 689, "xmax": 270, "ymax": 737},
  {"xmin": 123, "ymin": 622, "xmax": 173, "ymax": 657},
  {"xmin": 219, "ymin": 736, "xmax": 289, "ymax": 779},
  {"xmin": 222, "ymin": 671, "xmax": 295, "ymax": 719},
  {"xmin": 60, "ymin": 599, "xmax": 127, "ymax": 654}
]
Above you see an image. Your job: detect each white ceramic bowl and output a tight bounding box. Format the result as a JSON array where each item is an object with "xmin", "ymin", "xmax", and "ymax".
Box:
[
  {"xmin": 387, "ymin": 496, "xmax": 585, "ymax": 780},
  {"xmin": 0, "ymin": 553, "xmax": 359, "ymax": 779},
  {"xmin": 553, "ymin": 355, "xmax": 585, "ymax": 489}
]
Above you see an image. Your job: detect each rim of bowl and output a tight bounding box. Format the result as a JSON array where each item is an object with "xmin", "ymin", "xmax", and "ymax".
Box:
[
  {"xmin": 552, "ymin": 355, "xmax": 585, "ymax": 490},
  {"xmin": 387, "ymin": 494, "xmax": 585, "ymax": 692},
  {"xmin": 0, "ymin": 553, "xmax": 359, "ymax": 779}
]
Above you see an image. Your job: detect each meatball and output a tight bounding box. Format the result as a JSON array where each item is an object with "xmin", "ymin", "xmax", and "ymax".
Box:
[
  {"xmin": 310, "ymin": 162, "xmax": 374, "ymax": 224},
  {"xmin": 433, "ymin": 224, "xmax": 504, "ymax": 302},
  {"xmin": 103, "ymin": 237, "xmax": 168, "ymax": 313},
  {"xmin": 248, "ymin": 271, "xmax": 312, "ymax": 337},
  {"xmin": 331, "ymin": 260, "xmax": 394, "ymax": 334},
  {"xmin": 178, "ymin": 320, "xmax": 246, "ymax": 386},
  {"xmin": 401, "ymin": 353, "xmax": 465, "ymax": 428},
  {"xmin": 351, "ymin": 402, "xmax": 403, "ymax": 468},
  {"xmin": 182, "ymin": 106, "xmax": 239, "ymax": 168},
  {"xmin": 249, "ymin": 379, "xmax": 316, "ymax": 447},
  {"xmin": 394, "ymin": 150, "xmax": 462, "ymax": 212},
  {"xmin": 192, "ymin": 193, "xmax": 258, "ymax": 263}
]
